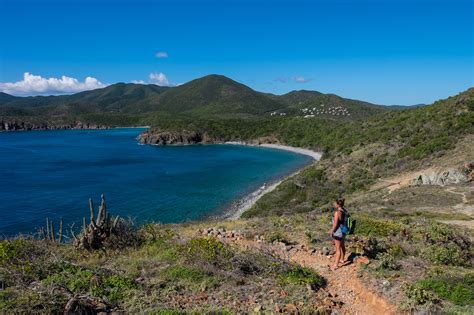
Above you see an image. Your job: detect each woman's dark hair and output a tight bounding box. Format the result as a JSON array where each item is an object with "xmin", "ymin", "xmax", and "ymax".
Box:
[{"xmin": 336, "ymin": 197, "xmax": 345, "ymax": 207}]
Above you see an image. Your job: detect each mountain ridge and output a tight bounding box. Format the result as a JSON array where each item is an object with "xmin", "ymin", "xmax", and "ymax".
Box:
[{"xmin": 0, "ymin": 74, "xmax": 387, "ymax": 122}]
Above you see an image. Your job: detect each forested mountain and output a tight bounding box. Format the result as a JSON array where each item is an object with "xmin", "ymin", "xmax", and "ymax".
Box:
[{"xmin": 0, "ymin": 75, "xmax": 390, "ymax": 129}]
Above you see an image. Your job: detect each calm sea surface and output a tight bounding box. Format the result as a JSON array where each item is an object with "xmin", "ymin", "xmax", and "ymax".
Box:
[{"xmin": 0, "ymin": 128, "xmax": 311, "ymax": 236}]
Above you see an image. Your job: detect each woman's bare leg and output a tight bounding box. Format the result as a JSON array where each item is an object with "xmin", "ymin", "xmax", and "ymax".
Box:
[
  {"xmin": 340, "ymin": 240, "xmax": 346, "ymax": 264},
  {"xmin": 331, "ymin": 239, "xmax": 341, "ymax": 270}
]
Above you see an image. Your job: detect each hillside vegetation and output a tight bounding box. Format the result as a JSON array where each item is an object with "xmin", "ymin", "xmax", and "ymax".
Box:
[
  {"xmin": 0, "ymin": 75, "xmax": 388, "ymax": 130},
  {"xmin": 244, "ymin": 88, "xmax": 474, "ymax": 216}
]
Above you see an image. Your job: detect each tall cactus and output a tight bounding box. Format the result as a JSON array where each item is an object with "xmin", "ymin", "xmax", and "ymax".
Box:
[
  {"xmin": 43, "ymin": 217, "xmax": 63, "ymax": 243},
  {"xmin": 73, "ymin": 194, "xmax": 120, "ymax": 251}
]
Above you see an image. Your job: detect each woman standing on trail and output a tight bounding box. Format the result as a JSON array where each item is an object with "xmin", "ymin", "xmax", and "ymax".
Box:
[{"xmin": 329, "ymin": 198, "xmax": 347, "ymax": 271}]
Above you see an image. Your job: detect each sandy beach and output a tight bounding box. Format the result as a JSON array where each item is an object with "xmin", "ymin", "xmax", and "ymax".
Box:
[
  {"xmin": 222, "ymin": 142, "xmax": 322, "ymax": 219},
  {"xmin": 224, "ymin": 141, "xmax": 322, "ymax": 160}
]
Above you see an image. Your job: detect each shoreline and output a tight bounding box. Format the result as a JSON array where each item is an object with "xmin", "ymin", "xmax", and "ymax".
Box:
[
  {"xmin": 0, "ymin": 125, "xmax": 150, "ymax": 133},
  {"xmin": 220, "ymin": 171, "xmax": 295, "ymax": 220},
  {"xmin": 113, "ymin": 126, "xmax": 150, "ymax": 129},
  {"xmin": 139, "ymin": 138, "xmax": 322, "ymax": 220},
  {"xmin": 224, "ymin": 141, "xmax": 322, "ymax": 160},
  {"xmin": 221, "ymin": 142, "xmax": 322, "ymax": 219}
]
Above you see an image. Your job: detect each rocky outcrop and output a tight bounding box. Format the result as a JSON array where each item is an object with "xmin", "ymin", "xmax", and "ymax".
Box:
[
  {"xmin": 410, "ymin": 163, "xmax": 474, "ymax": 186},
  {"xmin": 0, "ymin": 120, "xmax": 108, "ymax": 131},
  {"xmin": 463, "ymin": 162, "xmax": 474, "ymax": 182},
  {"xmin": 248, "ymin": 135, "xmax": 280, "ymax": 145},
  {"xmin": 138, "ymin": 129, "xmax": 218, "ymax": 145},
  {"xmin": 138, "ymin": 129, "xmax": 283, "ymax": 146}
]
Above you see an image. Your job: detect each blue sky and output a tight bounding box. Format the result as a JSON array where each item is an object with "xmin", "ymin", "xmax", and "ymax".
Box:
[{"xmin": 0, "ymin": 0, "xmax": 472, "ymax": 105}]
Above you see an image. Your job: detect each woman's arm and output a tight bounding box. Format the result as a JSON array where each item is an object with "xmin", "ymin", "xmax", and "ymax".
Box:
[{"xmin": 329, "ymin": 211, "xmax": 340, "ymax": 236}]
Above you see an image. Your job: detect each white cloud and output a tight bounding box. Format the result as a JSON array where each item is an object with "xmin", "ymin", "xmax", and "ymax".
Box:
[
  {"xmin": 294, "ymin": 76, "xmax": 311, "ymax": 83},
  {"xmin": 155, "ymin": 51, "xmax": 168, "ymax": 58},
  {"xmin": 0, "ymin": 72, "xmax": 107, "ymax": 96},
  {"xmin": 274, "ymin": 76, "xmax": 312, "ymax": 84},
  {"xmin": 132, "ymin": 72, "xmax": 177, "ymax": 87},
  {"xmin": 149, "ymin": 72, "xmax": 172, "ymax": 86}
]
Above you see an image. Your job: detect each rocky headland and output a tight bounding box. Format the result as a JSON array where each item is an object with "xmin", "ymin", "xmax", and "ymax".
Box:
[{"xmin": 138, "ymin": 129, "xmax": 218, "ymax": 145}]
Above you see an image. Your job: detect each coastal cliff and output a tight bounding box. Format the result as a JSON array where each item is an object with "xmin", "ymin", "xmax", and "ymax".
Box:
[
  {"xmin": 0, "ymin": 120, "xmax": 109, "ymax": 131},
  {"xmin": 138, "ymin": 129, "xmax": 283, "ymax": 146},
  {"xmin": 138, "ymin": 129, "xmax": 219, "ymax": 145}
]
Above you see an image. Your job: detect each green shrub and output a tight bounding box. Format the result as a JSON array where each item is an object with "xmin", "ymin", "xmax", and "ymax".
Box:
[
  {"xmin": 417, "ymin": 275, "xmax": 474, "ymax": 306},
  {"xmin": 157, "ymin": 246, "xmax": 179, "ymax": 261},
  {"xmin": 163, "ymin": 265, "xmax": 213, "ymax": 283},
  {"xmin": 183, "ymin": 237, "xmax": 232, "ymax": 266},
  {"xmin": 302, "ymin": 167, "xmax": 325, "ymax": 181},
  {"xmin": 371, "ymin": 152, "xmax": 389, "ymax": 166},
  {"xmin": 0, "ymin": 288, "xmax": 67, "ymax": 313},
  {"xmin": 399, "ymin": 136, "xmax": 454, "ymax": 160},
  {"xmin": 376, "ymin": 252, "xmax": 401, "ymax": 271},
  {"xmin": 345, "ymin": 167, "xmax": 375, "ymax": 192},
  {"xmin": 423, "ymin": 221, "xmax": 458, "ymax": 243},
  {"xmin": 363, "ymin": 238, "xmax": 387, "ymax": 259},
  {"xmin": 265, "ymin": 231, "xmax": 290, "ymax": 244},
  {"xmin": 388, "ymin": 244, "xmax": 405, "ymax": 258},
  {"xmin": 279, "ymin": 266, "xmax": 326, "ymax": 290},
  {"xmin": 44, "ymin": 264, "xmax": 94, "ymax": 293},
  {"xmin": 422, "ymin": 243, "xmax": 468, "ymax": 266},
  {"xmin": 357, "ymin": 217, "xmax": 400, "ymax": 237},
  {"xmin": 99, "ymin": 274, "xmax": 137, "ymax": 303},
  {"xmin": 403, "ymin": 282, "xmax": 439, "ymax": 307},
  {"xmin": 0, "ymin": 239, "xmax": 34, "ymax": 269},
  {"xmin": 44, "ymin": 262, "xmax": 137, "ymax": 303},
  {"xmin": 0, "ymin": 240, "xmax": 26, "ymax": 264},
  {"xmin": 467, "ymin": 100, "xmax": 474, "ymax": 111},
  {"xmin": 0, "ymin": 239, "xmax": 51, "ymax": 285},
  {"xmin": 161, "ymin": 265, "xmax": 220, "ymax": 292}
]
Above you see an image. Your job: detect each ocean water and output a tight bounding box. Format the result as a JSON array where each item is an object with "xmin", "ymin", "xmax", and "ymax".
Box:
[{"xmin": 0, "ymin": 128, "xmax": 312, "ymax": 236}]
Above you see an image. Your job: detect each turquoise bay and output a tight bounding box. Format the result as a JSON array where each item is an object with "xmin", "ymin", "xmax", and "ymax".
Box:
[{"xmin": 0, "ymin": 128, "xmax": 311, "ymax": 236}]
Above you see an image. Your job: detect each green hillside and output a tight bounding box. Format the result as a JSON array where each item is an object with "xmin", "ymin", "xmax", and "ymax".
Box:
[
  {"xmin": 151, "ymin": 74, "xmax": 284, "ymax": 116},
  {"xmin": 66, "ymin": 83, "xmax": 169, "ymax": 113},
  {"xmin": 0, "ymin": 75, "xmax": 282, "ymax": 116},
  {"xmin": 0, "ymin": 75, "xmax": 390, "ymax": 128},
  {"xmin": 0, "ymin": 83, "xmax": 168, "ymax": 113},
  {"xmin": 244, "ymin": 87, "xmax": 474, "ymax": 217},
  {"xmin": 0, "ymin": 92, "xmax": 18, "ymax": 104},
  {"xmin": 275, "ymin": 90, "xmax": 387, "ymax": 120}
]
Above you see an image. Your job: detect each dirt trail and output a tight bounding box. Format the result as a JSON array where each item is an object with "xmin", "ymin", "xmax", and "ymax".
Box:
[
  {"xmin": 228, "ymin": 237, "xmax": 399, "ymax": 315},
  {"xmin": 446, "ymin": 186, "xmax": 469, "ymax": 204},
  {"xmin": 443, "ymin": 186, "xmax": 474, "ymax": 230},
  {"xmin": 371, "ymin": 167, "xmax": 436, "ymax": 193}
]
